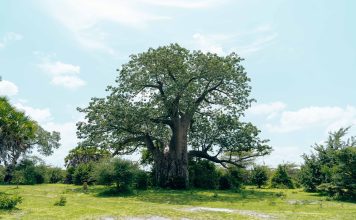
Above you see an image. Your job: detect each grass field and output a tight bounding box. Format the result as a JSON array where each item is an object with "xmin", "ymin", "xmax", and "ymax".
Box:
[{"xmin": 0, "ymin": 184, "xmax": 355, "ymax": 220}]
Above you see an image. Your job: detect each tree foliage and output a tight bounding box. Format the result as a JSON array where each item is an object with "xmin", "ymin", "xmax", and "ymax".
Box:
[
  {"xmin": 93, "ymin": 158, "xmax": 139, "ymax": 192},
  {"xmin": 0, "ymin": 97, "xmax": 60, "ymax": 182},
  {"xmin": 251, "ymin": 165, "xmax": 269, "ymax": 188},
  {"xmin": 64, "ymin": 145, "xmax": 110, "ymax": 168},
  {"xmin": 300, "ymin": 127, "xmax": 356, "ymax": 199},
  {"xmin": 77, "ymin": 44, "xmax": 271, "ymax": 188},
  {"xmin": 271, "ymin": 164, "xmax": 294, "ymax": 189}
]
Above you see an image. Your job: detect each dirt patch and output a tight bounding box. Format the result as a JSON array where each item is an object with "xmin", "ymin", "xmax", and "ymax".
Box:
[
  {"xmin": 287, "ymin": 200, "xmax": 319, "ymax": 205},
  {"xmin": 182, "ymin": 206, "xmax": 277, "ymax": 219}
]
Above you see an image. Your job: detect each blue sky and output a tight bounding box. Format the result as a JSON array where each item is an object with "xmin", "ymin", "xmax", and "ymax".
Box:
[{"xmin": 1, "ymin": 0, "xmax": 356, "ymax": 167}]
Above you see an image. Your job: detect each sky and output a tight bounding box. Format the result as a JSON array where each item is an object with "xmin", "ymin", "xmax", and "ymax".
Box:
[{"xmin": 1, "ymin": 0, "xmax": 356, "ymax": 167}]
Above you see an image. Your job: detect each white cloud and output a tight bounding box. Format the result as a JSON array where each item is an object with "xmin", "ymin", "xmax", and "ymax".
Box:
[
  {"xmin": 38, "ymin": 0, "xmax": 225, "ymax": 54},
  {"xmin": 14, "ymin": 101, "xmax": 80, "ymax": 167},
  {"xmin": 42, "ymin": 121, "xmax": 78, "ymax": 167},
  {"xmin": 38, "ymin": 0, "xmax": 169, "ymax": 54},
  {"xmin": 37, "ymin": 56, "xmax": 86, "ymax": 89},
  {"xmin": 14, "ymin": 102, "xmax": 52, "ymax": 123},
  {"xmin": 266, "ymin": 106, "xmax": 356, "ymax": 133},
  {"xmin": 237, "ymin": 33, "xmax": 278, "ymax": 56},
  {"xmin": 0, "ymin": 32, "xmax": 23, "ymax": 48},
  {"xmin": 51, "ymin": 75, "xmax": 86, "ymax": 89},
  {"xmin": 192, "ymin": 33, "xmax": 226, "ymax": 55},
  {"xmin": 247, "ymin": 101, "xmax": 286, "ymax": 119},
  {"xmin": 192, "ymin": 25, "xmax": 278, "ymax": 56},
  {"xmin": 38, "ymin": 61, "xmax": 80, "ymax": 75},
  {"xmin": 0, "ymin": 80, "xmax": 19, "ymax": 96},
  {"xmin": 257, "ymin": 146, "xmax": 305, "ymax": 168}
]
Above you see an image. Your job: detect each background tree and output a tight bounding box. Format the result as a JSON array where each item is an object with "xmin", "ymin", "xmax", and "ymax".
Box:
[
  {"xmin": 77, "ymin": 44, "xmax": 271, "ymax": 188},
  {"xmin": 251, "ymin": 165, "xmax": 269, "ymax": 188},
  {"xmin": 0, "ymin": 97, "xmax": 60, "ymax": 182},
  {"xmin": 271, "ymin": 164, "xmax": 294, "ymax": 189},
  {"xmin": 64, "ymin": 145, "xmax": 110, "ymax": 168},
  {"xmin": 300, "ymin": 127, "xmax": 356, "ymax": 199}
]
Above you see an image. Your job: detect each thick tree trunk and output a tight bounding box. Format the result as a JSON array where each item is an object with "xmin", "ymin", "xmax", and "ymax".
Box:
[
  {"xmin": 4, "ymin": 164, "xmax": 15, "ymax": 183},
  {"xmin": 153, "ymin": 118, "xmax": 190, "ymax": 189}
]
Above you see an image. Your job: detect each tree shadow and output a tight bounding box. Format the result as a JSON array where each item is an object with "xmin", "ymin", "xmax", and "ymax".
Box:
[{"xmin": 134, "ymin": 189, "xmax": 278, "ymax": 206}]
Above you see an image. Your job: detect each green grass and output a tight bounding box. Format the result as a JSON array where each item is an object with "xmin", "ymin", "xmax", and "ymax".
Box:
[{"xmin": 0, "ymin": 184, "xmax": 355, "ymax": 219}]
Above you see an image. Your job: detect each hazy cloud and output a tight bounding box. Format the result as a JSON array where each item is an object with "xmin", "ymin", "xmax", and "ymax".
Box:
[{"xmin": 0, "ymin": 80, "xmax": 19, "ymax": 96}]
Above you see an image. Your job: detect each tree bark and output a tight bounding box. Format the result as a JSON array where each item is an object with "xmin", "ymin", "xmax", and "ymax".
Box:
[{"xmin": 152, "ymin": 117, "xmax": 190, "ymax": 188}]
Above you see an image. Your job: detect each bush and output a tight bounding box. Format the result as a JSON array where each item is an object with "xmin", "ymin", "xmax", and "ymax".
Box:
[
  {"xmin": 93, "ymin": 158, "xmax": 139, "ymax": 192},
  {"xmin": 64, "ymin": 167, "xmax": 75, "ymax": 184},
  {"xmin": 0, "ymin": 166, "xmax": 5, "ymax": 184},
  {"xmin": 135, "ymin": 171, "xmax": 149, "ymax": 190},
  {"xmin": 300, "ymin": 128, "xmax": 356, "ymax": 200},
  {"xmin": 219, "ymin": 174, "xmax": 232, "ymax": 190},
  {"xmin": 189, "ymin": 160, "xmax": 219, "ymax": 189},
  {"xmin": 47, "ymin": 167, "xmax": 65, "ymax": 183},
  {"xmin": 73, "ymin": 163, "xmax": 94, "ymax": 185},
  {"xmin": 271, "ymin": 164, "xmax": 294, "ymax": 189},
  {"xmin": 0, "ymin": 194, "xmax": 22, "ymax": 209},
  {"xmin": 54, "ymin": 196, "xmax": 66, "ymax": 206},
  {"xmin": 228, "ymin": 167, "xmax": 246, "ymax": 189},
  {"xmin": 251, "ymin": 165, "xmax": 269, "ymax": 188},
  {"xmin": 11, "ymin": 159, "xmax": 46, "ymax": 185}
]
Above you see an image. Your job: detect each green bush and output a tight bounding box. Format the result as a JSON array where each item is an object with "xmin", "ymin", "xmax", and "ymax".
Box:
[
  {"xmin": 0, "ymin": 194, "xmax": 22, "ymax": 209},
  {"xmin": 135, "ymin": 171, "xmax": 149, "ymax": 190},
  {"xmin": 0, "ymin": 166, "xmax": 5, "ymax": 184},
  {"xmin": 64, "ymin": 167, "xmax": 75, "ymax": 184},
  {"xmin": 93, "ymin": 158, "xmax": 139, "ymax": 192},
  {"xmin": 271, "ymin": 164, "xmax": 294, "ymax": 189},
  {"xmin": 228, "ymin": 167, "xmax": 246, "ymax": 189},
  {"xmin": 54, "ymin": 196, "xmax": 66, "ymax": 206},
  {"xmin": 300, "ymin": 128, "xmax": 356, "ymax": 200},
  {"xmin": 189, "ymin": 160, "xmax": 219, "ymax": 189},
  {"xmin": 73, "ymin": 163, "xmax": 94, "ymax": 185},
  {"xmin": 219, "ymin": 174, "xmax": 232, "ymax": 190},
  {"xmin": 11, "ymin": 159, "xmax": 46, "ymax": 185},
  {"xmin": 47, "ymin": 167, "xmax": 65, "ymax": 183},
  {"xmin": 251, "ymin": 165, "xmax": 269, "ymax": 188}
]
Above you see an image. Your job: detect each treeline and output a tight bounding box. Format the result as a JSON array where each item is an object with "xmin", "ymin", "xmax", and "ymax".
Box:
[{"xmin": 1, "ymin": 128, "xmax": 354, "ymax": 201}]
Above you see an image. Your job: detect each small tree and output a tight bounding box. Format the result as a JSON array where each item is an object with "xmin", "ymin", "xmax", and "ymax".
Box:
[
  {"xmin": 73, "ymin": 163, "xmax": 93, "ymax": 185},
  {"xmin": 93, "ymin": 158, "xmax": 139, "ymax": 192},
  {"xmin": 271, "ymin": 164, "xmax": 294, "ymax": 189},
  {"xmin": 300, "ymin": 127, "xmax": 356, "ymax": 199},
  {"xmin": 47, "ymin": 167, "xmax": 65, "ymax": 183},
  {"xmin": 251, "ymin": 165, "xmax": 269, "ymax": 188}
]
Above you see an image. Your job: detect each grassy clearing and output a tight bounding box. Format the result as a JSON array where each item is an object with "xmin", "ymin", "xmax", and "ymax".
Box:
[{"xmin": 0, "ymin": 184, "xmax": 355, "ymax": 220}]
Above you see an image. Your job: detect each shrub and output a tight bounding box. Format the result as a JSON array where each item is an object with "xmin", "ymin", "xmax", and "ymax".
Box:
[
  {"xmin": 228, "ymin": 167, "xmax": 246, "ymax": 189},
  {"xmin": 219, "ymin": 174, "xmax": 232, "ymax": 190},
  {"xmin": 47, "ymin": 167, "xmax": 65, "ymax": 183},
  {"xmin": 0, "ymin": 194, "xmax": 22, "ymax": 209},
  {"xmin": 300, "ymin": 128, "xmax": 356, "ymax": 200},
  {"xmin": 73, "ymin": 163, "xmax": 94, "ymax": 185},
  {"xmin": 11, "ymin": 159, "xmax": 46, "ymax": 185},
  {"xmin": 0, "ymin": 166, "xmax": 5, "ymax": 184},
  {"xmin": 54, "ymin": 196, "xmax": 66, "ymax": 206},
  {"xmin": 271, "ymin": 164, "xmax": 294, "ymax": 189},
  {"xmin": 251, "ymin": 165, "xmax": 269, "ymax": 188},
  {"xmin": 135, "ymin": 171, "xmax": 149, "ymax": 190},
  {"xmin": 189, "ymin": 160, "xmax": 219, "ymax": 189},
  {"xmin": 64, "ymin": 167, "xmax": 75, "ymax": 184},
  {"xmin": 93, "ymin": 158, "xmax": 139, "ymax": 192}
]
